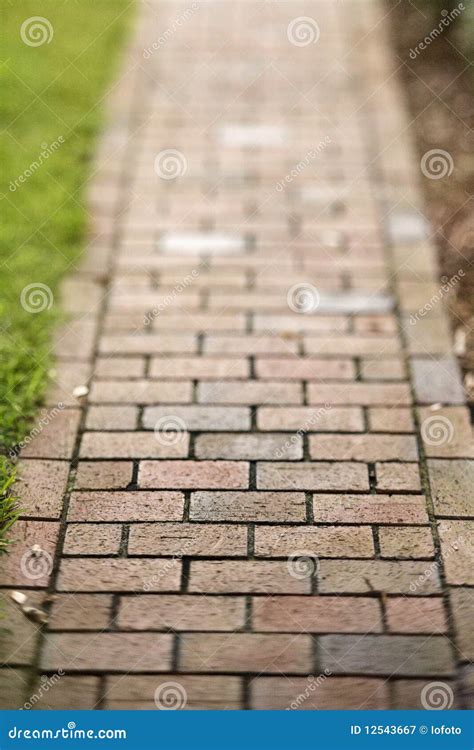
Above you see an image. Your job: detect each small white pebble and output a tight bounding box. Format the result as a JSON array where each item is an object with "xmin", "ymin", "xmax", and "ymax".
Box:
[
  {"xmin": 73, "ymin": 385, "xmax": 89, "ymax": 398},
  {"xmin": 10, "ymin": 591, "xmax": 27, "ymax": 605}
]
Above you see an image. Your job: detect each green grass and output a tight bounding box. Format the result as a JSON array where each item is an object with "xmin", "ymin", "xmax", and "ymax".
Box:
[{"xmin": 0, "ymin": 0, "xmax": 134, "ymax": 548}]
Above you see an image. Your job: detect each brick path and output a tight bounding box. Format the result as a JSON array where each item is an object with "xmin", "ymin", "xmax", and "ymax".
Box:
[{"xmin": 1, "ymin": 0, "xmax": 473, "ymax": 711}]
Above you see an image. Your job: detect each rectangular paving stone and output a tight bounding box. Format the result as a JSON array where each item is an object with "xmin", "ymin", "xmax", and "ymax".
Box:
[
  {"xmin": 190, "ymin": 491, "xmax": 306, "ymax": 523},
  {"xmin": 250, "ymin": 677, "xmax": 389, "ymax": 709},
  {"xmin": 197, "ymin": 381, "xmax": 302, "ymax": 405},
  {"xmin": 195, "ymin": 433, "xmax": 303, "ymax": 460},
  {"xmin": 41, "ymin": 633, "xmax": 173, "ymax": 672},
  {"xmin": 105, "ymin": 674, "xmax": 242, "ymax": 709},
  {"xmin": 31, "ymin": 676, "xmax": 100, "ymax": 709},
  {"xmin": 309, "ymin": 435, "xmax": 418, "ymax": 462},
  {"xmin": 318, "ymin": 560, "xmax": 441, "ymax": 594},
  {"xmin": 68, "ymin": 491, "xmax": 184, "ymax": 522},
  {"xmin": 160, "ymin": 231, "xmax": 245, "ymax": 254},
  {"xmin": 375, "ymin": 463, "xmax": 421, "ymax": 492},
  {"xmin": 57, "ymin": 558, "xmax": 181, "ymax": 592},
  {"xmin": 412, "ymin": 356, "xmax": 465, "ymax": 404},
  {"xmin": 85, "ymin": 406, "xmax": 138, "ymax": 430},
  {"xmin": 257, "ymin": 462, "xmax": 369, "ymax": 491},
  {"xmin": 368, "ymin": 408, "xmax": 414, "ymax": 433},
  {"xmin": 63, "ymin": 523, "xmax": 122, "ymax": 555},
  {"xmin": 379, "ymin": 527, "xmax": 434, "ymax": 559},
  {"xmin": 139, "ymin": 460, "xmax": 249, "ymax": 489},
  {"xmin": 386, "ymin": 597, "xmax": 447, "ymax": 634},
  {"xmin": 419, "ymin": 407, "xmax": 474, "ymax": 458},
  {"xmin": 205, "ymin": 335, "xmax": 299, "ymax": 355},
  {"xmin": 255, "ymin": 357, "xmax": 355, "ymax": 380},
  {"xmin": 312, "ymin": 494, "xmax": 428, "ymax": 525},
  {"xmin": 15, "ymin": 459, "xmax": 69, "ymax": 518},
  {"xmin": 74, "ymin": 461, "xmax": 133, "ymax": 489},
  {"xmin": 143, "ymin": 405, "xmax": 250, "ymax": 431},
  {"xmin": 307, "ymin": 383, "xmax": 411, "ymax": 405},
  {"xmin": 118, "ymin": 594, "xmax": 246, "ymax": 631},
  {"xmin": 438, "ymin": 520, "xmax": 474, "ymax": 585},
  {"xmin": 48, "ymin": 594, "xmax": 112, "ymax": 631},
  {"xmin": 20, "ymin": 409, "xmax": 81, "ymax": 460},
  {"xmin": 218, "ymin": 124, "xmax": 286, "ymax": 147},
  {"xmin": 253, "ymin": 596, "xmax": 382, "ymax": 633},
  {"xmin": 149, "ymin": 357, "xmax": 249, "ymax": 379},
  {"xmin": 304, "ymin": 336, "xmax": 400, "ymax": 356},
  {"xmin": 95, "ymin": 356, "xmax": 145, "ymax": 378},
  {"xmin": 179, "ymin": 633, "xmax": 312, "ymax": 674},
  {"xmin": 450, "ymin": 589, "xmax": 474, "ymax": 661},
  {"xmin": 99, "ymin": 335, "xmax": 197, "ymax": 355},
  {"xmin": 80, "ymin": 432, "xmax": 189, "ymax": 459},
  {"xmin": 319, "ymin": 635, "xmax": 453, "ymax": 676},
  {"xmin": 257, "ymin": 406, "xmax": 364, "ymax": 432},
  {"xmin": 254, "ymin": 525, "xmax": 374, "ymax": 558},
  {"xmin": 189, "ymin": 560, "xmax": 311, "ymax": 594},
  {"xmin": 89, "ymin": 380, "xmax": 192, "ymax": 404},
  {"xmin": 128, "ymin": 523, "xmax": 247, "ymax": 556},
  {"xmin": 427, "ymin": 459, "xmax": 474, "ymax": 517}
]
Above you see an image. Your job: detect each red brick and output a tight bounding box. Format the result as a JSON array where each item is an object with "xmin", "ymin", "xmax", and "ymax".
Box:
[
  {"xmin": 150, "ymin": 357, "xmax": 249, "ymax": 379},
  {"xmin": 2, "ymin": 520, "xmax": 58, "ymax": 588},
  {"xmin": 95, "ymin": 356, "xmax": 145, "ymax": 378},
  {"xmin": 254, "ymin": 525, "xmax": 374, "ymax": 558},
  {"xmin": 99, "ymin": 334, "xmax": 197, "ymax": 355},
  {"xmin": 257, "ymin": 406, "xmax": 364, "ymax": 432},
  {"xmin": 20, "ymin": 409, "xmax": 81, "ymax": 459},
  {"xmin": 105, "ymin": 674, "xmax": 242, "ymax": 709},
  {"xmin": 80, "ymin": 432, "xmax": 189, "ymax": 459},
  {"xmin": 360, "ymin": 358, "xmax": 405, "ymax": 380},
  {"xmin": 139, "ymin": 460, "xmax": 249, "ymax": 489},
  {"xmin": 205, "ymin": 335, "xmax": 299, "ymax": 355},
  {"xmin": 318, "ymin": 560, "xmax": 441, "ymax": 594},
  {"xmin": 118, "ymin": 594, "xmax": 245, "ymax": 631},
  {"xmin": 63, "ymin": 523, "xmax": 122, "ymax": 555},
  {"xmin": 368, "ymin": 408, "xmax": 414, "ymax": 433},
  {"xmin": 386, "ymin": 597, "xmax": 447, "ymax": 633},
  {"xmin": 257, "ymin": 462, "xmax": 369, "ymax": 491},
  {"xmin": 179, "ymin": 633, "xmax": 312, "ymax": 674},
  {"xmin": 128, "ymin": 523, "xmax": 247, "ymax": 556},
  {"xmin": 253, "ymin": 596, "xmax": 382, "ymax": 633},
  {"xmin": 190, "ymin": 491, "xmax": 306, "ymax": 523},
  {"xmin": 48, "ymin": 594, "xmax": 112, "ymax": 630},
  {"xmin": 308, "ymin": 383, "xmax": 411, "ymax": 405},
  {"xmin": 41, "ymin": 632, "xmax": 173, "ymax": 672},
  {"xmin": 68, "ymin": 491, "xmax": 184, "ymax": 522},
  {"xmin": 304, "ymin": 335, "xmax": 400, "ymax": 356},
  {"xmin": 197, "ymin": 381, "xmax": 302, "ymax": 405},
  {"xmin": 379, "ymin": 527, "xmax": 434, "ymax": 559},
  {"xmin": 189, "ymin": 560, "xmax": 311, "ymax": 594},
  {"xmin": 450, "ymin": 588, "xmax": 474, "ymax": 660},
  {"xmin": 143, "ymin": 405, "xmax": 250, "ymax": 431},
  {"xmin": 86, "ymin": 406, "xmax": 138, "ymax": 430},
  {"xmin": 15, "ymin": 459, "xmax": 69, "ymax": 518},
  {"xmin": 375, "ymin": 463, "xmax": 421, "ymax": 491},
  {"xmin": 251, "ymin": 677, "xmax": 389, "ymax": 709},
  {"xmin": 31, "ymin": 676, "xmax": 100, "ymax": 709},
  {"xmin": 438, "ymin": 520, "xmax": 474, "ymax": 585},
  {"xmin": 89, "ymin": 380, "xmax": 192, "ymax": 404},
  {"xmin": 57, "ymin": 558, "xmax": 181, "ymax": 592},
  {"xmin": 75, "ymin": 461, "xmax": 133, "ymax": 489},
  {"xmin": 255, "ymin": 357, "xmax": 355, "ymax": 380},
  {"xmin": 313, "ymin": 494, "xmax": 428, "ymax": 524},
  {"xmin": 309, "ymin": 434, "xmax": 417, "ymax": 461},
  {"xmin": 195, "ymin": 433, "xmax": 302, "ymax": 460}
]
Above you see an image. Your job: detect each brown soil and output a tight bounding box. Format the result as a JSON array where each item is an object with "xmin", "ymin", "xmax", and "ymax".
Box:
[{"xmin": 388, "ymin": 0, "xmax": 474, "ymax": 398}]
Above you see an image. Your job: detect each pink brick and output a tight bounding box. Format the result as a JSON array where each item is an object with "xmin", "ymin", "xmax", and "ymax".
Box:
[
  {"xmin": 105, "ymin": 674, "xmax": 242, "ymax": 709},
  {"xmin": 190, "ymin": 491, "xmax": 306, "ymax": 522},
  {"xmin": 41, "ymin": 633, "xmax": 173, "ymax": 672},
  {"xmin": 254, "ymin": 525, "xmax": 374, "ymax": 558},
  {"xmin": 85, "ymin": 406, "xmax": 138, "ymax": 430},
  {"xmin": 20, "ymin": 409, "xmax": 81, "ymax": 459},
  {"xmin": 189, "ymin": 560, "xmax": 311, "ymax": 594},
  {"xmin": 255, "ymin": 357, "xmax": 355, "ymax": 380},
  {"xmin": 128, "ymin": 523, "xmax": 247, "ymax": 556},
  {"xmin": 99, "ymin": 334, "xmax": 197, "ymax": 354},
  {"xmin": 80, "ymin": 432, "xmax": 189, "ymax": 459},
  {"xmin": 308, "ymin": 383, "xmax": 411, "ymax": 405},
  {"xmin": 75, "ymin": 461, "xmax": 133, "ymax": 489},
  {"xmin": 195, "ymin": 433, "xmax": 302, "ymax": 460},
  {"xmin": 89, "ymin": 380, "xmax": 192, "ymax": 404},
  {"xmin": 15, "ymin": 460, "xmax": 69, "ymax": 518},
  {"xmin": 386, "ymin": 598, "xmax": 447, "ymax": 633},
  {"xmin": 257, "ymin": 406, "xmax": 364, "ymax": 432},
  {"xmin": 68, "ymin": 491, "xmax": 184, "ymax": 522},
  {"xmin": 57, "ymin": 558, "xmax": 181, "ymax": 592},
  {"xmin": 253, "ymin": 596, "xmax": 382, "ymax": 633},
  {"xmin": 139, "ymin": 461, "xmax": 249, "ymax": 489},
  {"xmin": 309, "ymin": 434, "xmax": 418, "ymax": 461},
  {"xmin": 63, "ymin": 524, "xmax": 122, "ymax": 555},
  {"xmin": 197, "ymin": 381, "xmax": 302, "ymax": 405},
  {"xmin": 313, "ymin": 494, "xmax": 428, "ymax": 524},
  {"xmin": 251, "ymin": 677, "xmax": 389, "ymax": 709},
  {"xmin": 375, "ymin": 463, "xmax": 421, "ymax": 491},
  {"xmin": 118, "ymin": 595, "xmax": 245, "ymax": 631},
  {"xmin": 257, "ymin": 462, "xmax": 369, "ymax": 491},
  {"xmin": 150, "ymin": 357, "xmax": 249, "ymax": 379},
  {"xmin": 95, "ymin": 357, "xmax": 145, "ymax": 378}
]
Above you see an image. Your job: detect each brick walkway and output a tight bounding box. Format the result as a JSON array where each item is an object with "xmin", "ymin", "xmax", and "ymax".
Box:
[{"xmin": 1, "ymin": 0, "xmax": 472, "ymax": 711}]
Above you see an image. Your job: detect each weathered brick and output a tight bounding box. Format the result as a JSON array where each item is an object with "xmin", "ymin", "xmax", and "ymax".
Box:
[
  {"xmin": 391, "ymin": 679, "xmax": 457, "ymax": 709},
  {"xmin": 427, "ymin": 459, "xmax": 474, "ymax": 517},
  {"xmin": 89, "ymin": 380, "xmax": 192, "ymax": 404},
  {"xmin": 118, "ymin": 594, "xmax": 245, "ymax": 631},
  {"xmin": 319, "ymin": 635, "xmax": 454, "ymax": 676},
  {"xmin": 143, "ymin": 405, "xmax": 250, "ymax": 431},
  {"xmin": 412, "ymin": 356, "xmax": 465, "ymax": 404},
  {"xmin": 379, "ymin": 527, "xmax": 434, "ymax": 559},
  {"xmin": 57, "ymin": 558, "xmax": 181, "ymax": 592},
  {"xmin": 438, "ymin": 520, "xmax": 474, "ymax": 585},
  {"xmin": 257, "ymin": 462, "xmax": 369, "ymax": 491},
  {"xmin": 190, "ymin": 491, "xmax": 306, "ymax": 523},
  {"xmin": 258, "ymin": 406, "xmax": 363, "ymax": 432},
  {"xmin": 313, "ymin": 494, "xmax": 428, "ymax": 524},
  {"xmin": 49, "ymin": 594, "xmax": 112, "ymax": 630},
  {"xmin": 318, "ymin": 560, "xmax": 441, "ymax": 594},
  {"xmin": 150, "ymin": 357, "xmax": 249, "ymax": 379},
  {"xmin": 205, "ymin": 335, "xmax": 299, "ymax": 355},
  {"xmin": 360, "ymin": 358, "xmax": 405, "ymax": 381},
  {"xmin": 68, "ymin": 491, "xmax": 184, "ymax": 522},
  {"xmin": 2, "ymin": 520, "xmax": 59, "ymax": 588},
  {"xmin": 41, "ymin": 633, "xmax": 173, "ymax": 672},
  {"xmin": 179, "ymin": 633, "xmax": 312, "ymax": 674},
  {"xmin": 86, "ymin": 406, "xmax": 138, "ymax": 430},
  {"xmin": 304, "ymin": 335, "xmax": 400, "ymax": 356},
  {"xmin": 450, "ymin": 588, "xmax": 474, "ymax": 660},
  {"xmin": 254, "ymin": 525, "xmax": 373, "ymax": 558},
  {"xmin": 31, "ymin": 676, "xmax": 100, "ymax": 709},
  {"xmin": 253, "ymin": 596, "xmax": 382, "ymax": 633},
  {"xmin": 99, "ymin": 334, "xmax": 197, "ymax": 355},
  {"xmin": 20, "ymin": 409, "xmax": 81, "ymax": 459},
  {"xmin": 250, "ymin": 677, "xmax": 389, "ymax": 709},
  {"xmin": 309, "ymin": 434, "xmax": 417, "ymax": 461},
  {"xmin": 105, "ymin": 675, "xmax": 242, "ymax": 709},
  {"xmin": 419, "ymin": 407, "xmax": 474, "ymax": 459},
  {"xmin": 80, "ymin": 432, "xmax": 189, "ymax": 459},
  {"xmin": 63, "ymin": 523, "xmax": 122, "ymax": 555},
  {"xmin": 128, "ymin": 523, "xmax": 247, "ymax": 556},
  {"xmin": 75, "ymin": 461, "xmax": 133, "ymax": 489},
  {"xmin": 368, "ymin": 408, "xmax": 414, "ymax": 433},
  {"xmin": 375, "ymin": 462, "xmax": 421, "ymax": 491},
  {"xmin": 95, "ymin": 356, "xmax": 145, "ymax": 378},
  {"xmin": 386, "ymin": 597, "xmax": 447, "ymax": 633},
  {"xmin": 15, "ymin": 459, "xmax": 69, "ymax": 518},
  {"xmin": 0, "ymin": 591, "xmax": 45, "ymax": 665},
  {"xmin": 255, "ymin": 357, "xmax": 355, "ymax": 380},
  {"xmin": 197, "ymin": 380, "xmax": 302, "ymax": 405},
  {"xmin": 189, "ymin": 560, "xmax": 310, "ymax": 594},
  {"xmin": 195, "ymin": 433, "xmax": 302, "ymax": 460},
  {"xmin": 308, "ymin": 383, "xmax": 411, "ymax": 405},
  {"xmin": 139, "ymin": 460, "xmax": 249, "ymax": 489}
]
